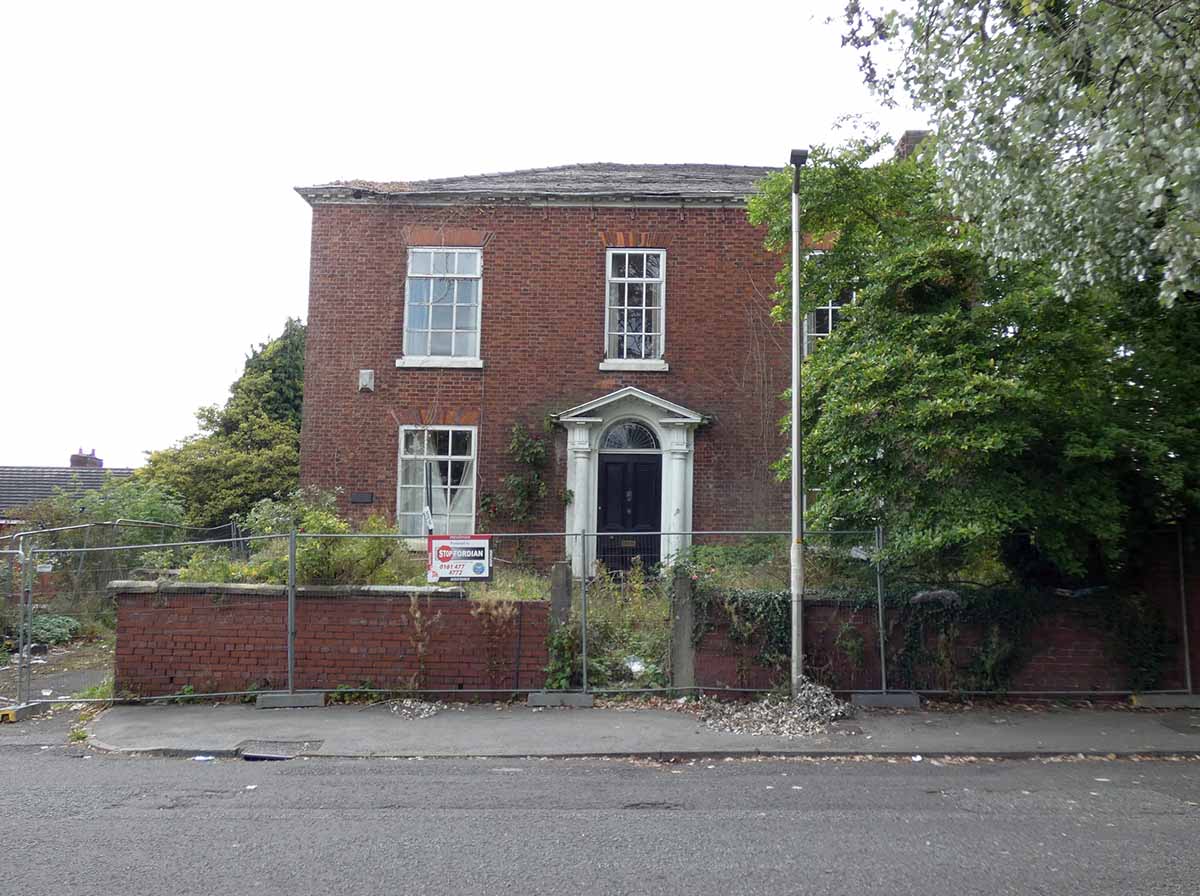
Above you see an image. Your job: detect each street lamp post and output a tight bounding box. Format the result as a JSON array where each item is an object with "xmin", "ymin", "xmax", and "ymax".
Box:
[{"xmin": 789, "ymin": 147, "xmax": 809, "ymax": 698}]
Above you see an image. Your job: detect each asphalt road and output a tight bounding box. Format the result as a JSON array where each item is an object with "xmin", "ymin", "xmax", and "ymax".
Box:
[{"xmin": 1, "ymin": 747, "xmax": 1197, "ymax": 896}]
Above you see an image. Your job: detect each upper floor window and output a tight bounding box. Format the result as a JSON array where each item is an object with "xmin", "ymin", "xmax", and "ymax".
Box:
[
  {"xmin": 397, "ymin": 425, "xmax": 477, "ymax": 536},
  {"xmin": 605, "ymin": 249, "xmax": 666, "ymax": 364},
  {"xmin": 804, "ymin": 291, "xmax": 851, "ymax": 357},
  {"xmin": 402, "ymin": 248, "xmax": 481, "ymax": 365}
]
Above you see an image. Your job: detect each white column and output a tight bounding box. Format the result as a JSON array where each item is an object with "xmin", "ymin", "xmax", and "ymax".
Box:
[
  {"xmin": 661, "ymin": 422, "xmax": 693, "ymax": 566},
  {"xmin": 567, "ymin": 421, "xmax": 594, "ymax": 577}
]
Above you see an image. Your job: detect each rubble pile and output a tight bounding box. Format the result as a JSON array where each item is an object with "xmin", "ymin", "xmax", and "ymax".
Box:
[
  {"xmin": 688, "ymin": 678, "xmax": 852, "ymax": 738},
  {"xmin": 387, "ymin": 698, "xmax": 463, "ymax": 720}
]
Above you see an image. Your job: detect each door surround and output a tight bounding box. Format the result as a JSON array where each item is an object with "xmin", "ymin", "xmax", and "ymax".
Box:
[{"xmin": 553, "ymin": 386, "xmax": 705, "ymax": 576}]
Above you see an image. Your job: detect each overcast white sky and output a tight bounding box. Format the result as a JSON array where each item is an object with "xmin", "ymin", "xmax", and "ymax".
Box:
[{"xmin": 0, "ymin": 0, "xmax": 918, "ymax": 469}]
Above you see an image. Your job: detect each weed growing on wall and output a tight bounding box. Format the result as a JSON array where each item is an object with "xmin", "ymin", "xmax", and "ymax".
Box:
[
  {"xmin": 470, "ymin": 597, "xmax": 518, "ymax": 688},
  {"xmin": 544, "ymin": 559, "xmax": 671, "ymax": 690}
]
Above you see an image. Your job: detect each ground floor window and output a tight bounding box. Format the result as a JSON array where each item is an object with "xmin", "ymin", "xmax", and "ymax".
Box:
[{"xmin": 397, "ymin": 426, "xmax": 476, "ymax": 535}]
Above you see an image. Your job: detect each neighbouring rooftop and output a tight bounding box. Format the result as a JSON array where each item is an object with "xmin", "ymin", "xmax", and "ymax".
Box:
[
  {"xmin": 297, "ymin": 162, "xmax": 779, "ymax": 205},
  {"xmin": 0, "ymin": 451, "xmax": 133, "ymax": 515}
]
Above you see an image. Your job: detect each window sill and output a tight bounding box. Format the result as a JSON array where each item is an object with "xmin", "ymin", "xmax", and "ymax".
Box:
[
  {"xmin": 599, "ymin": 359, "xmax": 669, "ymax": 372},
  {"xmin": 396, "ymin": 356, "xmax": 484, "ymax": 369}
]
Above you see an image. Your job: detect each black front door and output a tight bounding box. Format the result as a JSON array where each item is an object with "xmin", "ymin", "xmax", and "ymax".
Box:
[{"xmin": 596, "ymin": 453, "xmax": 661, "ymax": 571}]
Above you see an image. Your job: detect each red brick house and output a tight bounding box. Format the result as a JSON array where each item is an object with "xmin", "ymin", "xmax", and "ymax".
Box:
[{"xmin": 296, "ymin": 164, "xmax": 789, "ymax": 572}]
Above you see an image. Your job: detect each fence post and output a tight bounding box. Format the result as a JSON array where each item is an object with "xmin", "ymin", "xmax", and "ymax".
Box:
[
  {"xmin": 287, "ymin": 529, "xmax": 297, "ymax": 695},
  {"xmin": 549, "ymin": 561, "xmax": 571, "ymax": 627},
  {"xmin": 670, "ymin": 564, "xmax": 696, "ymax": 690},
  {"xmin": 19, "ymin": 538, "xmax": 33, "ymax": 706},
  {"xmin": 1178, "ymin": 527, "xmax": 1193, "ymax": 694},
  {"xmin": 875, "ymin": 526, "xmax": 887, "ymax": 694},
  {"xmin": 579, "ymin": 530, "xmax": 588, "ymax": 695}
]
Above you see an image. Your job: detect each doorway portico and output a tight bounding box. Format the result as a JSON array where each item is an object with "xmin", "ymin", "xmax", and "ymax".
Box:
[{"xmin": 554, "ymin": 386, "xmax": 705, "ymax": 576}]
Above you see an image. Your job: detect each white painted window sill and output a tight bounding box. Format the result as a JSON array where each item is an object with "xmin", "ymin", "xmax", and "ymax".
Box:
[
  {"xmin": 396, "ymin": 356, "xmax": 484, "ymax": 369},
  {"xmin": 599, "ymin": 359, "xmax": 669, "ymax": 372}
]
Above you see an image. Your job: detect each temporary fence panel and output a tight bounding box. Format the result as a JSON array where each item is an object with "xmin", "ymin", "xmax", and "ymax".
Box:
[
  {"xmin": 10, "ymin": 529, "xmax": 278, "ymax": 705},
  {"xmin": 3, "ymin": 524, "xmax": 1192, "ymax": 707}
]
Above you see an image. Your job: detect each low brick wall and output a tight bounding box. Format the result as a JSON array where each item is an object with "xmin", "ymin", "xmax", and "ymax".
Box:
[
  {"xmin": 112, "ymin": 582, "xmax": 550, "ymax": 697},
  {"xmin": 694, "ymin": 600, "xmax": 1188, "ymax": 694}
]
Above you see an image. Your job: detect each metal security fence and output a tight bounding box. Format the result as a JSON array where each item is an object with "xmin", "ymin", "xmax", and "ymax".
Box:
[
  {"xmin": 0, "ymin": 525, "xmax": 1194, "ymax": 708},
  {"xmin": 1, "ymin": 525, "xmax": 276, "ymax": 707}
]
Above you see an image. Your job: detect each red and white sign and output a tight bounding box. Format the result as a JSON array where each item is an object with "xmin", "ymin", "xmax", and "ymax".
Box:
[{"xmin": 427, "ymin": 535, "xmax": 492, "ymax": 582}]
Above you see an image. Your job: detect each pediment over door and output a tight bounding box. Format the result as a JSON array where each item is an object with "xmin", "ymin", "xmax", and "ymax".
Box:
[{"xmin": 553, "ymin": 386, "xmax": 707, "ymax": 430}]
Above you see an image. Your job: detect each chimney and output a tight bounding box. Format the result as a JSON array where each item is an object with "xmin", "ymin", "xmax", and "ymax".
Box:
[
  {"xmin": 70, "ymin": 448, "xmax": 103, "ymax": 469},
  {"xmin": 895, "ymin": 129, "xmax": 932, "ymax": 160}
]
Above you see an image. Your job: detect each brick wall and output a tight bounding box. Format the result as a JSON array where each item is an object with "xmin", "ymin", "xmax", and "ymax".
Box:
[
  {"xmin": 693, "ymin": 530, "xmax": 1200, "ymax": 694},
  {"xmin": 1139, "ymin": 529, "xmax": 1199, "ymax": 692},
  {"xmin": 300, "ymin": 203, "xmax": 788, "ymax": 533},
  {"xmin": 695, "ymin": 599, "xmax": 1193, "ymax": 695},
  {"xmin": 113, "ymin": 582, "xmax": 549, "ymax": 697}
]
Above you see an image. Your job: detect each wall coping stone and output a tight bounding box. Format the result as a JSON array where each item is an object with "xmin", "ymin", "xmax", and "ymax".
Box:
[{"xmin": 103, "ymin": 580, "xmax": 524, "ymax": 601}]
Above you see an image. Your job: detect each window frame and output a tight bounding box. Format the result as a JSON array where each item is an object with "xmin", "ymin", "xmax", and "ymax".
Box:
[
  {"xmin": 803, "ymin": 290, "xmax": 853, "ymax": 358},
  {"xmin": 395, "ymin": 424, "xmax": 479, "ymax": 538},
  {"xmin": 399, "ymin": 247, "xmax": 484, "ymax": 369},
  {"xmin": 601, "ymin": 248, "xmax": 668, "ymax": 370},
  {"xmin": 598, "ymin": 419, "xmax": 662, "ymax": 453}
]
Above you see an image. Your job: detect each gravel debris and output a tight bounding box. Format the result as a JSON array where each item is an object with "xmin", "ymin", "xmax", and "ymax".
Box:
[
  {"xmin": 387, "ymin": 698, "xmax": 464, "ymax": 720},
  {"xmin": 682, "ymin": 678, "xmax": 853, "ymax": 739}
]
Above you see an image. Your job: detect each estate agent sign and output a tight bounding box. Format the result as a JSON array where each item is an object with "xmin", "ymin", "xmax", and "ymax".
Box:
[{"xmin": 427, "ymin": 535, "xmax": 492, "ymax": 582}]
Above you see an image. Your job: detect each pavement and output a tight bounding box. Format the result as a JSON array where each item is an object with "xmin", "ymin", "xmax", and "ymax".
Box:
[
  {"xmin": 0, "ymin": 640, "xmax": 112, "ymax": 703},
  {"xmin": 84, "ymin": 700, "xmax": 1200, "ymax": 759}
]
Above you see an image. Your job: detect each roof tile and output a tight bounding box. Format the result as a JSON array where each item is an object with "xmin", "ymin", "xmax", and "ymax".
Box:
[
  {"xmin": 299, "ymin": 162, "xmax": 778, "ymax": 203},
  {"xmin": 0, "ymin": 466, "xmax": 134, "ymax": 514}
]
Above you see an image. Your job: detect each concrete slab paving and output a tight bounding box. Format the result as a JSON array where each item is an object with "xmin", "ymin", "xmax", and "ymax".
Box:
[{"xmin": 88, "ymin": 702, "xmax": 1200, "ymax": 759}]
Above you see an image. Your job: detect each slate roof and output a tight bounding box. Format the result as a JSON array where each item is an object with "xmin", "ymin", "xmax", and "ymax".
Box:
[
  {"xmin": 298, "ymin": 162, "xmax": 778, "ymax": 205},
  {"xmin": 0, "ymin": 466, "xmax": 134, "ymax": 515}
]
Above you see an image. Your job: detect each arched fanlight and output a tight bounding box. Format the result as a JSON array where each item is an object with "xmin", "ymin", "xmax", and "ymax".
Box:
[{"xmin": 600, "ymin": 421, "xmax": 659, "ymax": 451}]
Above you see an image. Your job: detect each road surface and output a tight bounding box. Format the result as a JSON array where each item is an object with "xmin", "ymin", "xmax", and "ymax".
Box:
[{"xmin": 1, "ymin": 745, "xmax": 1196, "ymax": 895}]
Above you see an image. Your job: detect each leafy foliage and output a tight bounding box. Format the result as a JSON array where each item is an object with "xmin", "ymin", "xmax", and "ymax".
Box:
[
  {"xmin": 143, "ymin": 318, "xmax": 305, "ymax": 527},
  {"xmin": 31, "ymin": 614, "xmax": 81, "ymax": 644},
  {"xmin": 748, "ymin": 140, "xmax": 1200, "ymax": 583},
  {"xmin": 1102, "ymin": 592, "xmax": 1171, "ymax": 692},
  {"xmin": 843, "ymin": 0, "xmax": 1200, "ymax": 304},
  {"xmin": 479, "ymin": 422, "xmax": 550, "ymax": 527},
  {"xmin": 544, "ymin": 559, "xmax": 671, "ymax": 690},
  {"xmin": 178, "ymin": 490, "xmax": 428, "ymax": 587},
  {"xmin": 15, "ymin": 475, "xmax": 185, "ymax": 541}
]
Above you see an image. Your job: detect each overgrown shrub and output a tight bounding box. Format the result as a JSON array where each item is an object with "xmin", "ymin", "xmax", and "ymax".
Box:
[
  {"xmin": 31, "ymin": 614, "xmax": 81, "ymax": 644},
  {"xmin": 1103, "ymin": 593, "xmax": 1171, "ymax": 692},
  {"xmin": 177, "ymin": 490, "xmax": 429, "ymax": 586},
  {"xmin": 545, "ymin": 559, "xmax": 671, "ymax": 690}
]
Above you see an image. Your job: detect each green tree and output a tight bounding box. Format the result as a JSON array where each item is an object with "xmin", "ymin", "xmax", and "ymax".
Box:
[
  {"xmin": 143, "ymin": 319, "xmax": 306, "ymax": 527},
  {"xmin": 844, "ymin": 0, "xmax": 1200, "ymax": 304},
  {"xmin": 748, "ymin": 139, "xmax": 1200, "ymax": 583},
  {"xmin": 17, "ymin": 475, "xmax": 185, "ymax": 542}
]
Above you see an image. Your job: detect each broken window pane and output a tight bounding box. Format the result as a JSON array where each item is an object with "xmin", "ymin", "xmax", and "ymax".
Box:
[{"xmin": 403, "ymin": 430, "xmax": 427, "ymax": 456}]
